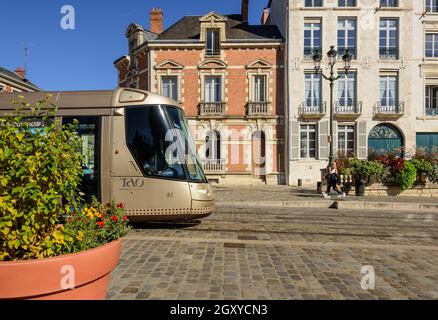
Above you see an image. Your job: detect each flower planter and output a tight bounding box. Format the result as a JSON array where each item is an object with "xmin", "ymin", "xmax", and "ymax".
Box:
[{"xmin": 0, "ymin": 238, "xmax": 122, "ymax": 300}]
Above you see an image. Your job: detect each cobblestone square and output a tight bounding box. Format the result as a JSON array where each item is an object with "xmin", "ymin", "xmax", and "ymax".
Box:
[{"xmin": 108, "ymin": 199, "xmax": 438, "ymax": 300}]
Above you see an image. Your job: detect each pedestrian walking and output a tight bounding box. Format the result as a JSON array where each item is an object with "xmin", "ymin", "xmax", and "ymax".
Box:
[{"xmin": 322, "ymin": 163, "xmax": 346, "ymax": 199}]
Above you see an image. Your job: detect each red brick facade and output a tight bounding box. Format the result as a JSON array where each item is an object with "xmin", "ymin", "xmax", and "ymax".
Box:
[{"xmin": 115, "ymin": 10, "xmax": 285, "ymax": 184}]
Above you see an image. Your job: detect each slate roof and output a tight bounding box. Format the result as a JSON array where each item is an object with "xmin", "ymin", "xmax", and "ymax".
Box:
[
  {"xmin": 156, "ymin": 14, "xmax": 282, "ymax": 42},
  {"xmin": 0, "ymin": 66, "xmax": 41, "ymax": 91}
]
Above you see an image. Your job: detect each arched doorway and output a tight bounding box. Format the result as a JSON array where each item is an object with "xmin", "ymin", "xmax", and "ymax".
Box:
[
  {"xmin": 252, "ymin": 130, "xmax": 266, "ymax": 178},
  {"xmin": 368, "ymin": 124, "xmax": 403, "ymax": 156}
]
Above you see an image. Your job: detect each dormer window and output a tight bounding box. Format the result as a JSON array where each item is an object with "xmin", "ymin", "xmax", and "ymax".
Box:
[{"xmin": 206, "ymin": 29, "xmax": 221, "ymax": 56}]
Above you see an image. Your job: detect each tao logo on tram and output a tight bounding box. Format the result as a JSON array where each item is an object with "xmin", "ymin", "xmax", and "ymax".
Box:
[{"xmin": 120, "ymin": 177, "xmax": 145, "ymax": 189}]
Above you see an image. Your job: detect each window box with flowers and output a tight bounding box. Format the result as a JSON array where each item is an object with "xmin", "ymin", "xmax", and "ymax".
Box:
[{"xmin": 0, "ymin": 96, "xmax": 130, "ymax": 300}]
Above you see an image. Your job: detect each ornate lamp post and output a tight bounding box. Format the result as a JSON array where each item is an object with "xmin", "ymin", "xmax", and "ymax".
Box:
[{"xmin": 312, "ymin": 46, "xmax": 353, "ymax": 165}]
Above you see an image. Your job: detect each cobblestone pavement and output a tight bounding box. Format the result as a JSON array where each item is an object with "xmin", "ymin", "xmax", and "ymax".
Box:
[
  {"xmin": 108, "ymin": 205, "xmax": 438, "ymax": 300},
  {"xmin": 213, "ymin": 185, "xmax": 438, "ymax": 204}
]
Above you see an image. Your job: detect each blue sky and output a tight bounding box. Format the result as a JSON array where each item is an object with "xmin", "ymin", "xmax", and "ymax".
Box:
[{"xmin": 0, "ymin": 0, "xmax": 269, "ymax": 91}]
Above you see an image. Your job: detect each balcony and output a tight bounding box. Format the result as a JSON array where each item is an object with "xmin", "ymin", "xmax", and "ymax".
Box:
[
  {"xmin": 298, "ymin": 102, "xmax": 327, "ymax": 119},
  {"xmin": 334, "ymin": 101, "xmax": 362, "ymax": 120},
  {"xmin": 373, "ymin": 101, "xmax": 404, "ymax": 119},
  {"xmin": 247, "ymin": 102, "xmax": 271, "ymax": 117},
  {"xmin": 379, "ymin": 47, "xmax": 399, "ymax": 60},
  {"xmin": 199, "ymin": 102, "xmax": 226, "ymax": 117},
  {"xmin": 202, "ymin": 160, "xmax": 225, "ymax": 173}
]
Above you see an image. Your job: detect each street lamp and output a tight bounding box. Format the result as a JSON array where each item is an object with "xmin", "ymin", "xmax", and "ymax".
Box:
[{"xmin": 313, "ymin": 45, "xmax": 353, "ymax": 165}]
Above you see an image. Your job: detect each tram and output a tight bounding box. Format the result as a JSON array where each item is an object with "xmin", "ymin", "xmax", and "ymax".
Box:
[{"xmin": 0, "ymin": 88, "xmax": 215, "ymax": 221}]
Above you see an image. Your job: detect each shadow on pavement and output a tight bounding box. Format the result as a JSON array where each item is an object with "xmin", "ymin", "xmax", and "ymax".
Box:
[{"xmin": 130, "ymin": 220, "xmax": 202, "ymax": 230}]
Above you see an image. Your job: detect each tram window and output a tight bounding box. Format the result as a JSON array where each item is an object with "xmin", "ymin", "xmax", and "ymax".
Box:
[
  {"xmin": 125, "ymin": 106, "xmax": 186, "ymax": 180},
  {"xmin": 62, "ymin": 116, "xmax": 101, "ymax": 202}
]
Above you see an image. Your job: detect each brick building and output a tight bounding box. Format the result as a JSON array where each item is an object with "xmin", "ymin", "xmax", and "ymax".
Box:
[
  {"xmin": 114, "ymin": 1, "xmax": 286, "ymax": 184},
  {"xmin": 0, "ymin": 66, "xmax": 40, "ymax": 93}
]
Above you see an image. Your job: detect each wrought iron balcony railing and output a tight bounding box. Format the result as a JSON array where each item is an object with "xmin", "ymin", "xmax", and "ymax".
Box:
[
  {"xmin": 304, "ymin": 47, "xmax": 322, "ymax": 60},
  {"xmin": 247, "ymin": 102, "xmax": 271, "ymax": 116},
  {"xmin": 202, "ymin": 159, "xmax": 225, "ymax": 173},
  {"xmin": 426, "ymin": 108, "xmax": 438, "ymax": 116},
  {"xmin": 374, "ymin": 101, "xmax": 405, "ymax": 115},
  {"xmin": 379, "ymin": 47, "xmax": 399, "ymax": 60},
  {"xmin": 199, "ymin": 102, "xmax": 226, "ymax": 116},
  {"xmin": 298, "ymin": 102, "xmax": 327, "ymax": 116},
  {"xmin": 334, "ymin": 101, "xmax": 362, "ymax": 115}
]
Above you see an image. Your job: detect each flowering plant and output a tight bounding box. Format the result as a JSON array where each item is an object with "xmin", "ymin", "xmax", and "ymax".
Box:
[{"xmin": 62, "ymin": 201, "xmax": 130, "ymax": 254}]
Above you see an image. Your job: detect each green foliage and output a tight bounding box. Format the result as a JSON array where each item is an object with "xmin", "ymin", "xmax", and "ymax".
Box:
[
  {"xmin": 395, "ymin": 161, "xmax": 417, "ymax": 191},
  {"xmin": 349, "ymin": 159, "xmax": 384, "ymax": 183},
  {"xmin": 0, "ymin": 96, "xmax": 83, "ymax": 261},
  {"xmin": 410, "ymin": 159, "xmax": 433, "ymax": 175},
  {"xmin": 62, "ymin": 201, "xmax": 130, "ymax": 254},
  {"xmin": 428, "ymin": 162, "xmax": 438, "ymax": 184}
]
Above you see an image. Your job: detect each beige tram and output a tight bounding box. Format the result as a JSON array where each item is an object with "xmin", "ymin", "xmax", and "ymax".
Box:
[{"xmin": 0, "ymin": 88, "xmax": 214, "ymax": 221}]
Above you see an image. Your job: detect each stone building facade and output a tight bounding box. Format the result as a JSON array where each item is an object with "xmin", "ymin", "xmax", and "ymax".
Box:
[
  {"xmin": 268, "ymin": 0, "xmax": 438, "ymax": 186},
  {"xmin": 0, "ymin": 66, "xmax": 40, "ymax": 93},
  {"xmin": 114, "ymin": 2, "xmax": 286, "ymax": 185}
]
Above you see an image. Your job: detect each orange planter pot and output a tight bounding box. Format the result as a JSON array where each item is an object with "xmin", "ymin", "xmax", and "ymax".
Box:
[{"xmin": 0, "ymin": 238, "xmax": 122, "ymax": 300}]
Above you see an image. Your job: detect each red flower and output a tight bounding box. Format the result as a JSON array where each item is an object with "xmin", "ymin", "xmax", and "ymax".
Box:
[
  {"xmin": 72, "ymin": 210, "xmax": 77, "ymax": 216},
  {"xmin": 123, "ymin": 215, "xmax": 128, "ymax": 221},
  {"xmin": 106, "ymin": 203, "xmax": 112, "ymax": 208},
  {"xmin": 116, "ymin": 203, "xmax": 125, "ymax": 209},
  {"xmin": 96, "ymin": 221, "xmax": 105, "ymax": 228},
  {"xmin": 111, "ymin": 215, "xmax": 118, "ymax": 222}
]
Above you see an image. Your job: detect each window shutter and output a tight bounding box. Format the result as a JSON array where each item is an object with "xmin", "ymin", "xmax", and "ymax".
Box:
[
  {"xmin": 357, "ymin": 121, "xmax": 367, "ymax": 159},
  {"xmin": 319, "ymin": 121, "xmax": 329, "ymax": 160},
  {"xmin": 290, "ymin": 121, "xmax": 300, "ymax": 159},
  {"xmin": 333, "ymin": 121, "xmax": 338, "ymax": 158}
]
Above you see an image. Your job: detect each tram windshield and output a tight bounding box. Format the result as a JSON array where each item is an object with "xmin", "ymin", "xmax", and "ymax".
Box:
[{"xmin": 125, "ymin": 105, "xmax": 207, "ymax": 183}]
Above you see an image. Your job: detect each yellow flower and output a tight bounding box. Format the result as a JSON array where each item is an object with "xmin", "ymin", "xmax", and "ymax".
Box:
[
  {"xmin": 53, "ymin": 231, "xmax": 65, "ymax": 245},
  {"xmin": 86, "ymin": 210, "xmax": 94, "ymax": 219},
  {"xmin": 76, "ymin": 231, "xmax": 84, "ymax": 241}
]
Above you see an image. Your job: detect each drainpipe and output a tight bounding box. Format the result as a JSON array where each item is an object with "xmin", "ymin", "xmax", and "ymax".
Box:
[{"xmin": 285, "ymin": 2, "xmax": 291, "ymax": 186}]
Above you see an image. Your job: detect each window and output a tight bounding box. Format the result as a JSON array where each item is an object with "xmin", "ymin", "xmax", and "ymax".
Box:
[
  {"xmin": 304, "ymin": 21, "xmax": 322, "ymax": 58},
  {"xmin": 338, "ymin": 72, "xmax": 357, "ymax": 109},
  {"xmin": 300, "ymin": 125, "xmax": 317, "ymax": 158},
  {"xmin": 380, "ymin": 0, "xmax": 398, "ymax": 7},
  {"xmin": 305, "ymin": 73, "xmax": 322, "ymax": 110},
  {"xmin": 338, "ymin": 18, "xmax": 356, "ymax": 58},
  {"xmin": 379, "ymin": 19, "xmax": 398, "ymax": 59},
  {"xmin": 253, "ymin": 75, "xmax": 267, "ymax": 102},
  {"xmin": 206, "ymin": 29, "xmax": 220, "ymax": 56},
  {"xmin": 417, "ymin": 133, "xmax": 438, "ymax": 153},
  {"xmin": 426, "ymin": 0, "xmax": 438, "ymax": 13},
  {"xmin": 305, "ymin": 0, "xmax": 323, "ymax": 6},
  {"xmin": 380, "ymin": 75, "xmax": 398, "ymax": 109},
  {"xmin": 205, "ymin": 130, "xmax": 221, "ymax": 161},
  {"xmin": 204, "ymin": 77, "xmax": 222, "ymax": 102},
  {"xmin": 161, "ymin": 76, "xmax": 178, "ymax": 101},
  {"xmin": 338, "ymin": 0, "xmax": 356, "ymax": 6},
  {"xmin": 338, "ymin": 125, "xmax": 355, "ymax": 156},
  {"xmin": 425, "ymin": 33, "xmax": 438, "ymax": 58},
  {"xmin": 426, "ymin": 85, "xmax": 438, "ymax": 116},
  {"xmin": 0, "ymin": 84, "xmax": 4, "ymax": 92}
]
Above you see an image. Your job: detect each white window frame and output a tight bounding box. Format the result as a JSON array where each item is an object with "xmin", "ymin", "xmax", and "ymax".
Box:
[
  {"xmin": 338, "ymin": 72, "xmax": 357, "ymax": 108},
  {"xmin": 305, "ymin": 73, "xmax": 322, "ymax": 109},
  {"xmin": 380, "ymin": 0, "xmax": 398, "ymax": 7},
  {"xmin": 305, "ymin": 0, "xmax": 323, "ymax": 7},
  {"xmin": 425, "ymin": 33, "xmax": 438, "ymax": 58},
  {"xmin": 205, "ymin": 130, "xmax": 221, "ymax": 161},
  {"xmin": 300, "ymin": 124, "xmax": 317, "ymax": 159},
  {"xmin": 379, "ymin": 18, "xmax": 399, "ymax": 59},
  {"xmin": 304, "ymin": 20, "xmax": 322, "ymax": 58},
  {"xmin": 204, "ymin": 76, "xmax": 222, "ymax": 102},
  {"xmin": 253, "ymin": 75, "xmax": 267, "ymax": 102},
  {"xmin": 206, "ymin": 29, "xmax": 221, "ymax": 56},
  {"xmin": 338, "ymin": 18, "xmax": 356, "ymax": 58},
  {"xmin": 338, "ymin": 0, "xmax": 356, "ymax": 6},
  {"xmin": 380, "ymin": 75, "xmax": 398, "ymax": 109},
  {"xmin": 338, "ymin": 125, "xmax": 355, "ymax": 156},
  {"xmin": 161, "ymin": 76, "xmax": 179, "ymax": 101},
  {"xmin": 426, "ymin": 0, "xmax": 438, "ymax": 13}
]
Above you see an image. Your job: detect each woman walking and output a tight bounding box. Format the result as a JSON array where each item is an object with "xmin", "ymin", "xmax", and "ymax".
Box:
[{"xmin": 323, "ymin": 163, "xmax": 346, "ymax": 199}]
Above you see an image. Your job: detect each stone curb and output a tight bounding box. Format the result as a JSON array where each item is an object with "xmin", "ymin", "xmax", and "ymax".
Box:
[{"xmin": 217, "ymin": 200, "xmax": 438, "ymax": 212}]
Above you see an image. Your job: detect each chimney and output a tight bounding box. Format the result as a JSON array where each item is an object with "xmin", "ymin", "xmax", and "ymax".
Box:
[
  {"xmin": 150, "ymin": 8, "xmax": 163, "ymax": 35},
  {"xmin": 261, "ymin": 8, "xmax": 269, "ymax": 25},
  {"xmin": 241, "ymin": 0, "xmax": 249, "ymax": 23},
  {"xmin": 15, "ymin": 67, "xmax": 26, "ymax": 79}
]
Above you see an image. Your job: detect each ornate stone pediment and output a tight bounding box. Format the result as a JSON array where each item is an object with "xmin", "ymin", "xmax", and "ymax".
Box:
[
  {"xmin": 199, "ymin": 12, "xmax": 227, "ymax": 23},
  {"xmin": 246, "ymin": 59, "xmax": 272, "ymax": 69},
  {"xmin": 155, "ymin": 60, "xmax": 184, "ymax": 70},
  {"xmin": 198, "ymin": 59, "xmax": 227, "ymax": 69}
]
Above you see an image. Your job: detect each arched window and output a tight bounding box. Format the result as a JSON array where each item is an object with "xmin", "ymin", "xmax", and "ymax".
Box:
[
  {"xmin": 368, "ymin": 123, "xmax": 403, "ymax": 156},
  {"xmin": 205, "ymin": 130, "xmax": 221, "ymax": 161}
]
